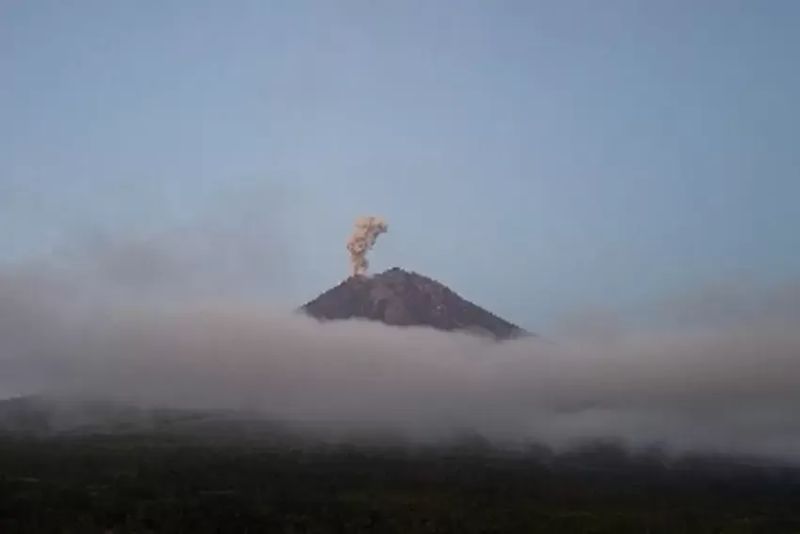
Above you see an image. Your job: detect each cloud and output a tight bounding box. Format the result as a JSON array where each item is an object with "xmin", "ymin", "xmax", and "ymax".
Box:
[
  {"xmin": 7, "ymin": 187, "xmax": 297, "ymax": 306},
  {"xmin": 1, "ymin": 251, "xmax": 799, "ymax": 461}
]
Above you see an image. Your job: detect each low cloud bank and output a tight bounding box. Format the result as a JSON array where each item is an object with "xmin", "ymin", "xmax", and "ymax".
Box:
[{"xmin": 1, "ymin": 263, "xmax": 799, "ymax": 461}]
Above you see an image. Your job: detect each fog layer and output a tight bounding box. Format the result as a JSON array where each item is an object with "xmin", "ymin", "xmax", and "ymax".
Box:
[{"xmin": 1, "ymin": 256, "xmax": 799, "ymax": 460}]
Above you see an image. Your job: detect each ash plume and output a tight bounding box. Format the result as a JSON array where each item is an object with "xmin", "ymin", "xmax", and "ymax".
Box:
[{"xmin": 346, "ymin": 216, "xmax": 388, "ymax": 277}]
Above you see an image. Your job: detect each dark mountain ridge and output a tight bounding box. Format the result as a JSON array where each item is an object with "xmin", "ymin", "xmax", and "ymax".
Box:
[{"xmin": 300, "ymin": 267, "xmax": 527, "ymax": 340}]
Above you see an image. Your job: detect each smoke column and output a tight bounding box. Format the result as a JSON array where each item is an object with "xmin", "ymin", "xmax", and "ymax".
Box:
[{"xmin": 346, "ymin": 216, "xmax": 388, "ymax": 277}]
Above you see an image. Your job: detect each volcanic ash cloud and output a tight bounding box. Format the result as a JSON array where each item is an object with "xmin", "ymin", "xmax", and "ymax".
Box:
[{"xmin": 346, "ymin": 216, "xmax": 388, "ymax": 277}]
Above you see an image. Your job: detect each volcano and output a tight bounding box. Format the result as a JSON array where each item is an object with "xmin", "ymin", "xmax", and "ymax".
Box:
[{"xmin": 300, "ymin": 267, "xmax": 527, "ymax": 340}]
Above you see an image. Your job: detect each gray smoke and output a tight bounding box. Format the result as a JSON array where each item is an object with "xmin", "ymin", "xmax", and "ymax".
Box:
[{"xmin": 346, "ymin": 216, "xmax": 388, "ymax": 277}]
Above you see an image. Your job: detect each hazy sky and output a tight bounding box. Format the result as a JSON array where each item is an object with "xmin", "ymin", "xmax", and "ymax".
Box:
[{"xmin": 2, "ymin": 1, "xmax": 799, "ymax": 330}]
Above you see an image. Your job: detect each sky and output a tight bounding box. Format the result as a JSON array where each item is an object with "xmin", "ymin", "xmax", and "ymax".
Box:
[{"xmin": 2, "ymin": 0, "xmax": 799, "ymax": 331}]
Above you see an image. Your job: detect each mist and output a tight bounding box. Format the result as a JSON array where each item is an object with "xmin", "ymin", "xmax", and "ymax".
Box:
[{"xmin": 1, "ymin": 230, "xmax": 799, "ymax": 462}]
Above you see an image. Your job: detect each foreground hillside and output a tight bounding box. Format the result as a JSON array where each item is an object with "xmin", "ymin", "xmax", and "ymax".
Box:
[{"xmin": 2, "ymin": 432, "xmax": 799, "ymax": 533}]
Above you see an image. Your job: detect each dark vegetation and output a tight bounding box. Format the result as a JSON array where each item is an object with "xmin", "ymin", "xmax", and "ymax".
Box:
[{"xmin": 2, "ymin": 431, "xmax": 800, "ymax": 533}]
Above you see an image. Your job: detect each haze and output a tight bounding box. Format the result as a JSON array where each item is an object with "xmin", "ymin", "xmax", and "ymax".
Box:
[
  {"xmin": 2, "ymin": 2, "xmax": 799, "ymax": 461},
  {"xmin": 3, "ymin": 1, "xmax": 799, "ymax": 328}
]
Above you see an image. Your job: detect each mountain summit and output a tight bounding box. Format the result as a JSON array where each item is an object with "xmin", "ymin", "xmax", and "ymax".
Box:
[{"xmin": 300, "ymin": 268, "xmax": 527, "ymax": 340}]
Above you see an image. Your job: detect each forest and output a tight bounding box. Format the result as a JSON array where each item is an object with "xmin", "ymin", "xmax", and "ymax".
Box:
[{"xmin": 2, "ymin": 432, "xmax": 799, "ymax": 533}]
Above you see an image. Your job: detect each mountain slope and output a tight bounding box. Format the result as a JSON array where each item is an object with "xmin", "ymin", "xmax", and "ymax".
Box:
[{"xmin": 300, "ymin": 267, "xmax": 527, "ymax": 340}]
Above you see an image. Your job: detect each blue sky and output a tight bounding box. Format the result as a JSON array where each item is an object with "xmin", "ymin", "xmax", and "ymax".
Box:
[{"xmin": 2, "ymin": 1, "xmax": 799, "ymax": 329}]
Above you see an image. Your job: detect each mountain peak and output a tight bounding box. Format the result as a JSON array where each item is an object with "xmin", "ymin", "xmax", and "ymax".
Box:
[{"xmin": 301, "ymin": 268, "xmax": 527, "ymax": 340}]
